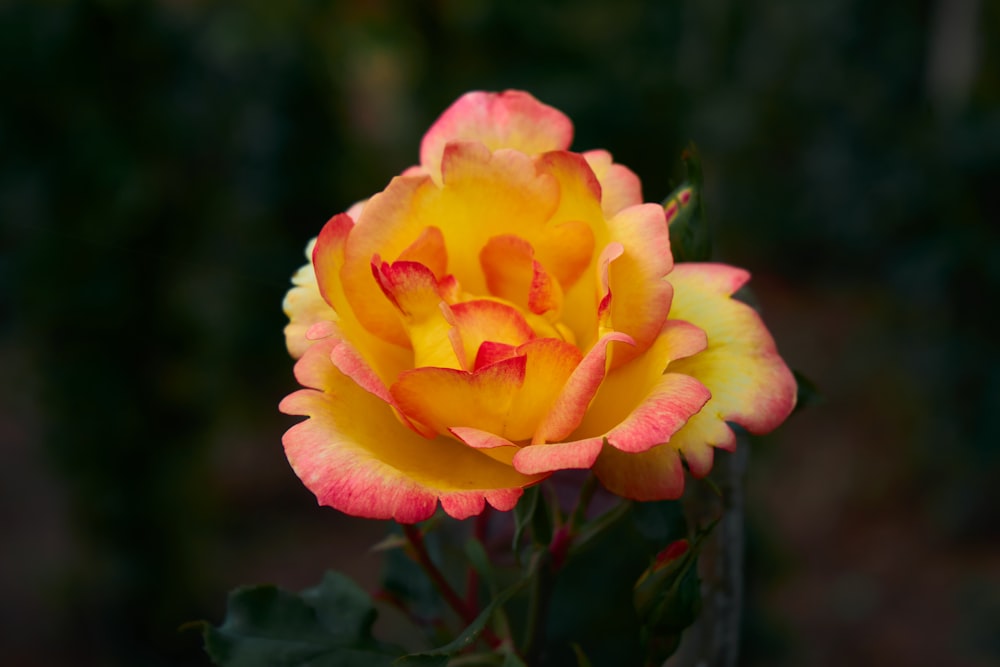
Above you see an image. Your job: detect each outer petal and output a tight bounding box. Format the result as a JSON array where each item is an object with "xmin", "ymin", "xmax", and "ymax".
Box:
[
  {"xmin": 666, "ymin": 263, "xmax": 797, "ymax": 436},
  {"xmin": 593, "ymin": 263, "xmax": 797, "ymax": 502},
  {"xmin": 593, "ymin": 442, "xmax": 686, "ymax": 501},
  {"xmin": 310, "ymin": 214, "xmax": 412, "ymax": 386},
  {"xmin": 281, "ymin": 196, "xmax": 365, "ymax": 356},
  {"xmin": 574, "ymin": 319, "xmax": 707, "ymax": 439},
  {"xmin": 281, "ymin": 339, "xmax": 540, "ymax": 522},
  {"xmin": 583, "ymin": 149, "xmax": 643, "ymax": 217},
  {"xmin": 283, "ymin": 237, "xmax": 336, "ymax": 358},
  {"xmin": 601, "ymin": 373, "xmax": 710, "ymax": 454},
  {"xmin": 513, "ymin": 436, "xmax": 605, "ymax": 475},
  {"xmin": 420, "ymin": 90, "xmax": 573, "ymax": 183}
]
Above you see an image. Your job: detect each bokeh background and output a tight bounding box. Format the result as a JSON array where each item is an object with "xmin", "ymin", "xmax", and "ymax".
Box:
[{"xmin": 2, "ymin": 0, "xmax": 998, "ymax": 665}]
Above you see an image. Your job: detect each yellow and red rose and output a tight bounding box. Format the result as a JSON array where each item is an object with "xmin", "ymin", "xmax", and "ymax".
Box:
[{"xmin": 280, "ymin": 91, "xmax": 796, "ymax": 523}]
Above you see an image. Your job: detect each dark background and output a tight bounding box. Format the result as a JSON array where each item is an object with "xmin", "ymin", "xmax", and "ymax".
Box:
[{"xmin": 2, "ymin": 0, "xmax": 998, "ymax": 665}]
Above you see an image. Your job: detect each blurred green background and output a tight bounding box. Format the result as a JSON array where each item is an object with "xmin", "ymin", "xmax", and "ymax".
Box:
[{"xmin": 2, "ymin": 0, "xmax": 998, "ymax": 665}]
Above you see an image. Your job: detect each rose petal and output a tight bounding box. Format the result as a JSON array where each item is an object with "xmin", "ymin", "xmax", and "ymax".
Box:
[
  {"xmin": 533, "ymin": 331, "xmax": 634, "ymax": 444},
  {"xmin": 420, "ymin": 90, "xmax": 574, "ymax": 183},
  {"xmin": 603, "ymin": 203, "xmax": 674, "ymax": 368},
  {"xmin": 593, "ymin": 442, "xmax": 686, "ymax": 501},
  {"xmin": 531, "ymin": 219, "xmax": 596, "ymax": 290},
  {"xmin": 372, "ymin": 259, "xmax": 461, "ymax": 369},
  {"xmin": 574, "ymin": 319, "xmax": 708, "ymax": 438},
  {"xmin": 449, "ymin": 299, "xmax": 536, "ymax": 371},
  {"xmin": 396, "ymin": 225, "xmax": 448, "ymax": 279},
  {"xmin": 309, "ymin": 214, "xmax": 412, "ymax": 385},
  {"xmin": 283, "ymin": 237, "xmax": 337, "ymax": 358},
  {"xmin": 480, "ymin": 234, "xmax": 563, "ymax": 318},
  {"xmin": 602, "ymin": 373, "xmax": 711, "ymax": 454},
  {"xmin": 513, "ymin": 437, "xmax": 606, "ymax": 475},
  {"xmin": 506, "ymin": 337, "xmax": 583, "ymax": 441},
  {"xmin": 666, "ymin": 263, "xmax": 797, "ymax": 435},
  {"xmin": 583, "ymin": 149, "xmax": 643, "ymax": 217},
  {"xmin": 281, "ymin": 339, "xmax": 540, "ymax": 522},
  {"xmin": 342, "ymin": 145, "xmax": 560, "ymax": 346},
  {"xmin": 534, "ymin": 151, "xmax": 613, "ymax": 350},
  {"xmin": 390, "ymin": 356, "xmax": 527, "ymax": 438}
]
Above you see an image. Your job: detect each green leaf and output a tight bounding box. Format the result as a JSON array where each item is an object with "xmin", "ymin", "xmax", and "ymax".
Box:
[
  {"xmin": 664, "ymin": 143, "xmax": 712, "ymax": 263},
  {"xmin": 199, "ymin": 571, "xmax": 399, "ymax": 667}
]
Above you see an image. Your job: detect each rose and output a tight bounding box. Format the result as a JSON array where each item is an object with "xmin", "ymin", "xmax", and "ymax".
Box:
[{"xmin": 280, "ymin": 91, "xmax": 796, "ymax": 523}]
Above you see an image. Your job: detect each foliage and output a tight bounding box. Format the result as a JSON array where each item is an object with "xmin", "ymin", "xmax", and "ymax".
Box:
[{"xmin": 199, "ymin": 482, "xmax": 711, "ymax": 667}]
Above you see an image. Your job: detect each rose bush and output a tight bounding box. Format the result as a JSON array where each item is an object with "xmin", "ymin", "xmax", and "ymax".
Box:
[{"xmin": 280, "ymin": 91, "xmax": 796, "ymax": 523}]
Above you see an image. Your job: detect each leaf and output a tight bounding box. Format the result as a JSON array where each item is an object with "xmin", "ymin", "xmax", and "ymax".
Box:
[
  {"xmin": 199, "ymin": 571, "xmax": 400, "ymax": 667},
  {"xmin": 664, "ymin": 143, "xmax": 712, "ymax": 263}
]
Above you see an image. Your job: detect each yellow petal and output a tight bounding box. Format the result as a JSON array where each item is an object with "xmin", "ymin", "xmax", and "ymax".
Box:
[{"xmin": 281, "ymin": 338, "xmax": 540, "ymax": 522}]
